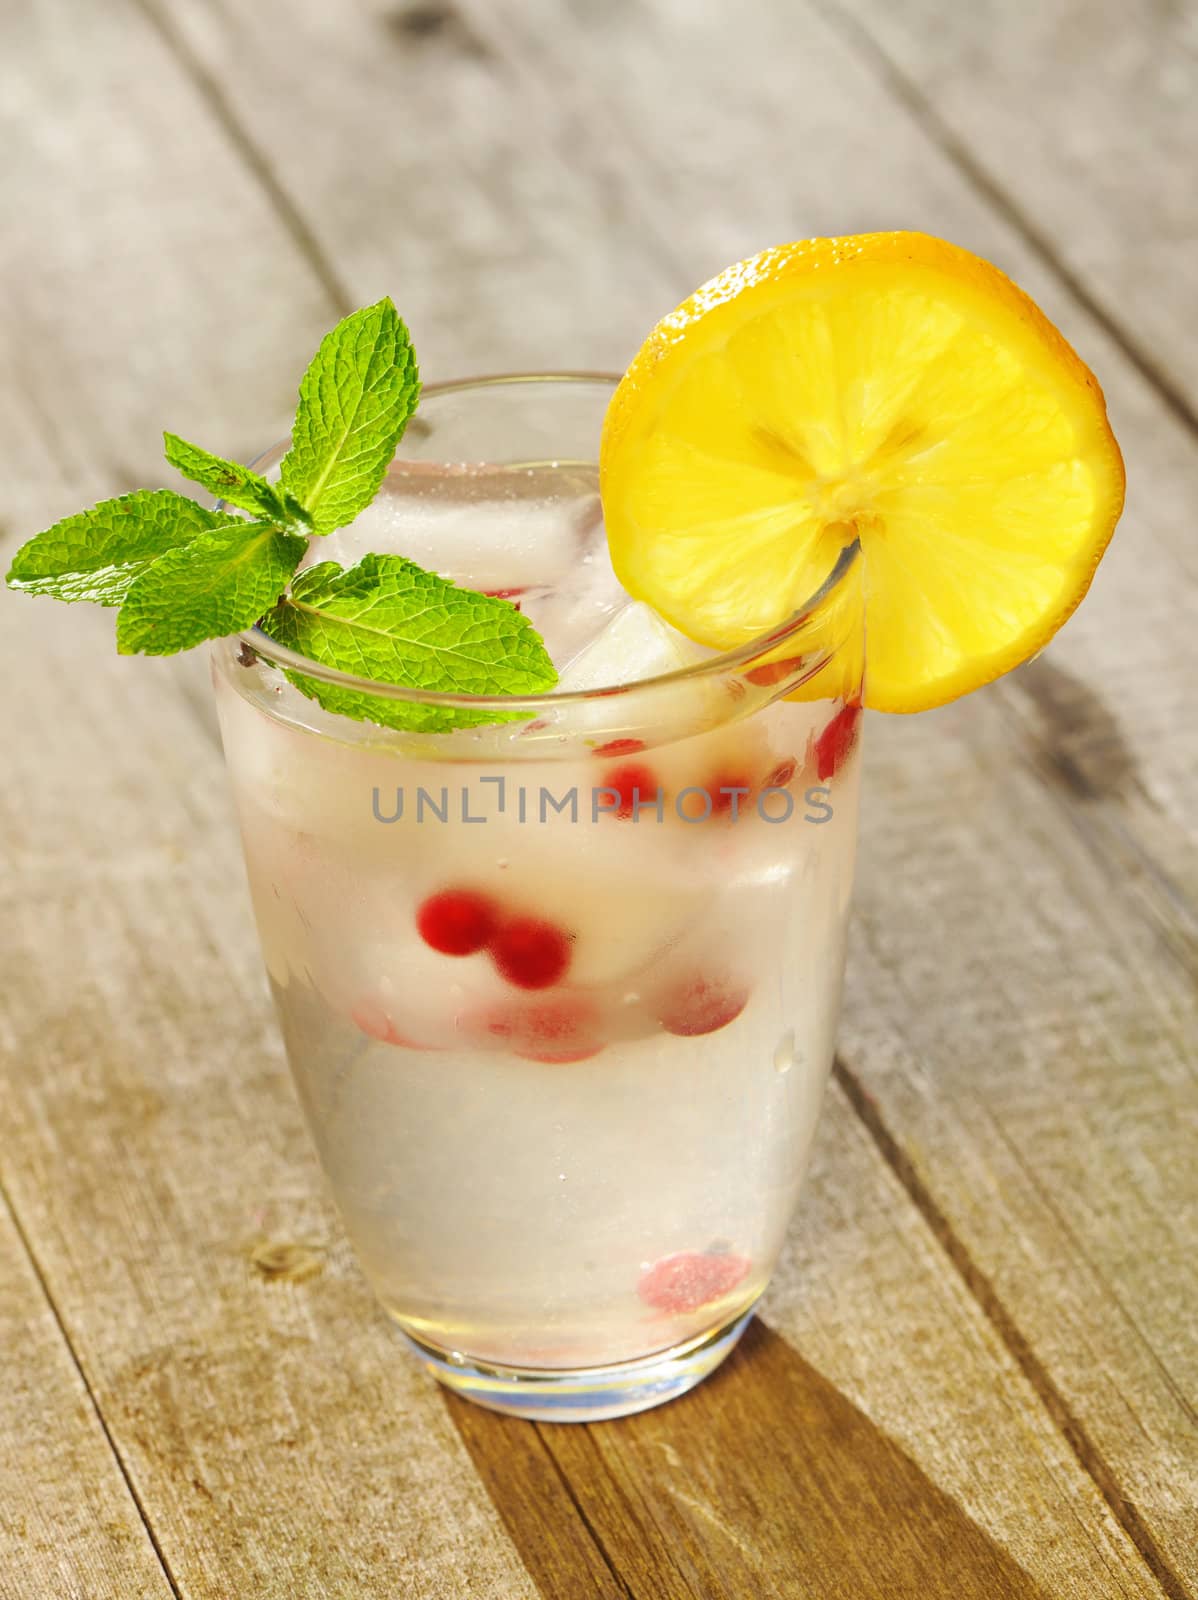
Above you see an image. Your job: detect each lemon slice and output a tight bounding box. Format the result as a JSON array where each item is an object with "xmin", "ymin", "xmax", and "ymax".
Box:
[{"xmin": 600, "ymin": 233, "xmax": 1125, "ymax": 712}]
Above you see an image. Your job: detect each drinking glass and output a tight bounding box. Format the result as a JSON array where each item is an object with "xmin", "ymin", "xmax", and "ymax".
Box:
[{"xmin": 212, "ymin": 376, "xmax": 863, "ymax": 1421}]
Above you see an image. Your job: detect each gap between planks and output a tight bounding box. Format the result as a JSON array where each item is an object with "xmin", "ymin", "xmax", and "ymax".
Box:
[
  {"xmin": 0, "ymin": 1174, "xmax": 184, "ymax": 1600},
  {"xmin": 832, "ymin": 1055, "xmax": 1189, "ymax": 1600},
  {"xmin": 131, "ymin": 0, "xmax": 1198, "ymax": 967},
  {"xmin": 531, "ymin": 1427, "xmax": 638, "ymax": 1600},
  {"xmin": 127, "ymin": 0, "xmax": 354, "ymax": 319},
  {"xmin": 449, "ymin": 1316, "xmax": 1060, "ymax": 1600},
  {"xmin": 809, "ymin": 0, "xmax": 1198, "ymax": 444},
  {"xmin": 37, "ymin": 3, "xmax": 1193, "ymax": 1593}
]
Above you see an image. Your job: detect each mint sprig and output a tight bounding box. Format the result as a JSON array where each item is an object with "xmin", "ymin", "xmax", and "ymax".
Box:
[
  {"xmin": 117, "ymin": 523, "xmax": 308, "ymax": 656},
  {"xmin": 279, "ymin": 298, "xmax": 421, "ymax": 536},
  {"xmin": 261, "ymin": 556, "xmax": 557, "ymax": 732},
  {"xmin": 6, "ymin": 490, "xmax": 230, "ymax": 606},
  {"xmin": 163, "ymin": 433, "xmax": 312, "ymax": 532},
  {"xmin": 3, "ymin": 298, "xmax": 558, "ymax": 729}
]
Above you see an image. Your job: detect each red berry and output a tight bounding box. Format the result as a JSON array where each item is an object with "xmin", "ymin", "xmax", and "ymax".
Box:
[
  {"xmin": 709, "ymin": 773, "xmax": 754, "ymax": 817},
  {"xmin": 745, "ymin": 658, "xmax": 796, "ymax": 687},
  {"xmin": 416, "ymin": 889, "xmax": 498, "ymax": 955},
  {"xmin": 594, "ymin": 737, "xmax": 646, "ymax": 758},
  {"xmin": 657, "ymin": 975, "xmax": 750, "ymax": 1036},
  {"xmin": 638, "ymin": 1250, "xmax": 751, "ymax": 1313},
  {"xmin": 745, "ymin": 641, "xmax": 812, "ymax": 687},
  {"xmin": 604, "ymin": 760, "xmax": 660, "ymax": 820},
  {"xmin": 482, "ymin": 994, "xmax": 602, "ymax": 1062},
  {"xmin": 491, "ymin": 916, "xmax": 572, "ymax": 989},
  {"xmin": 814, "ymin": 702, "xmax": 862, "ymax": 781}
]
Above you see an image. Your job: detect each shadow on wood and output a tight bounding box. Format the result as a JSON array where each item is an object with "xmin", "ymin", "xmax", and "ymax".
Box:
[{"xmin": 446, "ymin": 1317, "xmax": 1046, "ymax": 1599}]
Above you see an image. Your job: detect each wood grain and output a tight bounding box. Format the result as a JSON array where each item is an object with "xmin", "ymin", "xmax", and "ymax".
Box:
[
  {"xmin": 838, "ymin": 707, "xmax": 1198, "ymax": 1594},
  {"xmin": 454, "ymin": 1082, "xmax": 1168, "ymax": 1598},
  {"xmin": 432, "ymin": 1, "xmax": 1198, "ymax": 1585},
  {"xmin": 0, "ymin": 1190, "xmax": 174, "ymax": 1600},
  {"xmin": 0, "ymin": 593, "xmax": 540, "ymax": 1599},
  {"xmin": 0, "ymin": 0, "xmax": 1195, "ymax": 1594},
  {"xmin": 818, "ymin": 0, "xmax": 1198, "ymax": 425},
  {"xmin": 447, "ymin": 0, "xmax": 1198, "ymax": 892},
  {"xmin": 529, "ymin": 1322, "xmax": 1048, "ymax": 1600},
  {"xmin": 0, "ymin": 0, "xmax": 338, "ymax": 535},
  {"xmin": 0, "ymin": 1, "xmax": 533, "ymax": 1594},
  {"xmin": 1, "ymin": 583, "xmax": 1164, "ymax": 1597}
]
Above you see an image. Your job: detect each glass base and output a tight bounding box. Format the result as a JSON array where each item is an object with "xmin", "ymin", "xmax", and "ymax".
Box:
[{"xmin": 394, "ymin": 1304, "xmax": 758, "ymax": 1422}]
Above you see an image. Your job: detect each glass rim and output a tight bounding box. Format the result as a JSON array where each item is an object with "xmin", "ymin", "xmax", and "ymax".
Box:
[{"xmin": 237, "ymin": 372, "xmax": 863, "ymax": 711}]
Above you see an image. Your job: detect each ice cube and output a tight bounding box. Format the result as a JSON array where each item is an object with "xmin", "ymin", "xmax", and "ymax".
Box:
[
  {"xmin": 517, "ymin": 529, "xmax": 629, "ymax": 667},
  {"xmin": 311, "ymin": 460, "xmax": 601, "ymax": 594},
  {"xmin": 556, "ymin": 602, "xmax": 714, "ymax": 692}
]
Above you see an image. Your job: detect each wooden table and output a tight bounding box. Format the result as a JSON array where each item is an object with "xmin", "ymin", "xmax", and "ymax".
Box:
[{"xmin": 2, "ymin": 2, "xmax": 1195, "ymax": 1595}]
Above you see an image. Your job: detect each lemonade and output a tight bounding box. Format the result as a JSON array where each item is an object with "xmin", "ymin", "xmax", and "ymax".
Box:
[
  {"xmin": 213, "ymin": 378, "xmax": 863, "ymax": 1419},
  {"xmin": 8, "ymin": 233, "xmax": 1124, "ymax": 1422}
]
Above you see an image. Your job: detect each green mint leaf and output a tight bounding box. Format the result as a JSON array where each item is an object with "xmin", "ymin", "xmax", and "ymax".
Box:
[
  {"xmin": 279, "ymin": 298, "xmax": 420, "ymax": 535},
  {"xmin": 259, "ymin": 554, "xmax": 558, "ymax": 732},
  {"xmin": 163, "ymin": 432, "xmax": 312, "ymax": 530},
  {"xmin": 5, "ymin": 303, "xmax": 554, "ymax": 730},
  {"xmin": 116, "ymin": 522, "xmax": 307, "ymax": 656},
  {"xmin": 5, "ymin": 490, "xmax": 226, "ymax": 606}
]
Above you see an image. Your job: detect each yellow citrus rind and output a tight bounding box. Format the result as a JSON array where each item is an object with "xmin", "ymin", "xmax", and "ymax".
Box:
[{"xmin": 600, "ymin": 232, "xmax": 1125, "ymax": 712}]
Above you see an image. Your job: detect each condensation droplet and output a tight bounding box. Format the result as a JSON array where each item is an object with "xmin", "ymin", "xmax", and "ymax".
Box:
[{"xmin": 773, "ymin": 1029, "xmax": 796, "ymax": 1074}]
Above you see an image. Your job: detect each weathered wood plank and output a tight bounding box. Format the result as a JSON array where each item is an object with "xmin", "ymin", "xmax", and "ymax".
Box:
[
  {"xmin": 535, "ymin": 1325, "xmax": 1051, "ymax": 1600},
  {"xmin": 440, "ymin": 0, "xmax": 1198, "ymax": 885},
  {"xmin": 818, "ymin": 0, "xmax": 1198, "ymax": 424},
  {"xmin": 456, "ymin": 1091, "xmax": 1166, "ymax": 1598},
  {"xmin": 0, "ymin": 583, "xmax": 1162, "ymax": 1598},
  {"xmin": 0, "ymin": 0, "xmax": 338, "ymax": 536},
  {"xmin": 421, "ymin": 1, "xmax": 1198, "ymax": 1586},
  {"xmin": 0, "ymin": 2, "xmax": 536, "ymax": 1595},
  {"xmin": 148, "ymin": 0, "xmax": 1198, "ymax": 1581},
  {"xmin": 0, "ymin": 1191, "xmax": 175, "ymax": 1600},
  {"xmin": 1, "ymin": 0, "xmax": 1194, "ymax": 1596},
  {"xmin": 0, "ymin": 591, "xmax": 541, "ymax": 1600},
  {"xmin": 137, "ymin": 0, "xmax": 669, "ymax": 377},
  {"xmin": 840, "ymin": 703, "xmax": 1198, "ymax": 1596}
]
